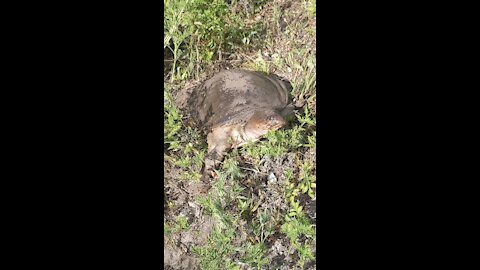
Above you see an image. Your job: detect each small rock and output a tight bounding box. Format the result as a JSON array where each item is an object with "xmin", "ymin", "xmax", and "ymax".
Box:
[{"xmin": 268, "ymin": 172, "xmax": 277, "ymax": 183}]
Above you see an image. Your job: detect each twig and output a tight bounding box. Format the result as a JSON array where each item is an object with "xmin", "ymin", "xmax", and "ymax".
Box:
[{"xmin": 238, "ymin": 166, "xmax": 269, "ymax": 175}]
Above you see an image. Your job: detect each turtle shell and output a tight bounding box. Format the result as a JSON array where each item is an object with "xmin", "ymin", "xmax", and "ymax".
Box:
[{"xmin": 188, "ymin": 69, "xmax": 291, "ymax": 131}]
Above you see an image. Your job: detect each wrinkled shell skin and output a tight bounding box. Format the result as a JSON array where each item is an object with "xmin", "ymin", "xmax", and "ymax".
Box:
[{"xmin": 187, "ymin": 69, "xmax": 292, "ymax": 182}]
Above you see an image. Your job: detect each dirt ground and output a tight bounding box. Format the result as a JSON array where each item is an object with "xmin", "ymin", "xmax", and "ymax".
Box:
[{"xmin": 164, "ymin": 0, "xmax": 316, "ymax": 269}]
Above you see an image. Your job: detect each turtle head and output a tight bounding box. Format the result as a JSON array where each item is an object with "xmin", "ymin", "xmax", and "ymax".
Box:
[{"xmin": 243, "ymin": 110, "xmax": 285, "ymax": 139}]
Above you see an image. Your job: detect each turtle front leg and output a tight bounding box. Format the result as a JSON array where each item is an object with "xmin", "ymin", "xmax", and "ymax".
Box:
[{"xmin": 201, "ymin": 127, "xmax": 232, "ymax": 182}]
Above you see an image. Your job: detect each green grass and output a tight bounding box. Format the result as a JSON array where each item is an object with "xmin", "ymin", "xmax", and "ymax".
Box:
[
  {"xmin": 164, "ymin": 216, "xmax": 190, "ymax": 237},
  {"xmin": 194, "ymin": 171, "xmax": 272, "ymax": 269},
  {"xmin": 281, "ymin": 212, "xmax": 316, "ymax": 268},
  {"xmin": 164, "ymin": 0, "xmax": 316, "ymax": 269},
  {"xmin": 164, "ymin": 0, "xmax": 265, "ymax": 81}
]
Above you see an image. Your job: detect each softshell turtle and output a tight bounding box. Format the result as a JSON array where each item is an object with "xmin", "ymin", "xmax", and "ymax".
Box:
[{"xmin": 187, "ymin": 69, "xmax": 299, "ymax": 181}]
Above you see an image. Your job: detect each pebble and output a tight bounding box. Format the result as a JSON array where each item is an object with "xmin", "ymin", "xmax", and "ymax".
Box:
[{"xmin": 268, "ymin": 172, "xmax": 277, "ymax": 183}]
